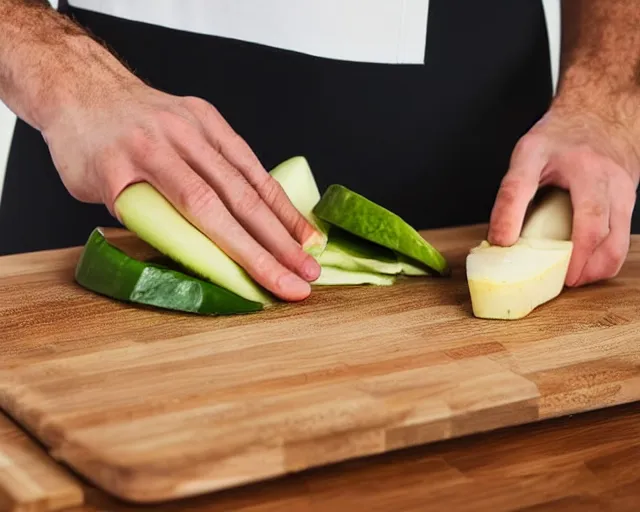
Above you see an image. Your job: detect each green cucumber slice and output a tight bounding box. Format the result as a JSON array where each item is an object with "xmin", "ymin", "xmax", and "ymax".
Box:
[
  {"xmin": 114, "ymin": 182, "xmax": 273, "ymax": 305},
  {"xmin": 269, "ymin": 156, "xmax": 330, "ymax": 256},
  {"xmin": 75, "ymin": 228, "xmax": 263, "ymax": 315},
  {"xmin": 313, "ymin": 185, "xmax": 450, "ymax": 276},
  {"xmin": 313, "ymin": 266, "xmax": 396, "ymax": 286},
  {"xmin": 317, "ymin": 228, "xmax": 402, "ymax": 275}
]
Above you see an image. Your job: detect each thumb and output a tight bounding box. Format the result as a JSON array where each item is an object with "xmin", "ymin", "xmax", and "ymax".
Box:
[{"xmin": 488, "ymin": 137, "xmax": 548, "ymax": 246}]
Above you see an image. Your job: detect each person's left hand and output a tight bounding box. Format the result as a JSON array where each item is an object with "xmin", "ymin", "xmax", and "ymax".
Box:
[{"xmin": 487, "ymin": 101, "xmax": 640, "ymax": 287}]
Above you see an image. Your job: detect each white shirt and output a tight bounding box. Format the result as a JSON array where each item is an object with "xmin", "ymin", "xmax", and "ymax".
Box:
[{"xmin": 67, "ymin": 0, "xmax": 559, "ymax": 86}]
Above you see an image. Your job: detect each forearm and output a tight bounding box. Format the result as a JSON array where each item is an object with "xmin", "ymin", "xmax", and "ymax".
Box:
[
  {"xmin": 549, "ymin": 0, "xmax": 640, "ymax": 174},
  {"xmin": 0, "ymin": 0, "xmax": 140, "ymax": 132},
  {"xmin": 554, "ymin": 1, "xmax": 640, "ymax": 130}
]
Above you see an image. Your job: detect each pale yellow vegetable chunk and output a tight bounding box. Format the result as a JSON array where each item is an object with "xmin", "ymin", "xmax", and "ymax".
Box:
[
  {"xmin": 466, "ymin": 187, "xmax": 574, "ymax": 320},
  {"xmin": 467, "ymin": 239, "xmax": 573, "ymax": 319}
]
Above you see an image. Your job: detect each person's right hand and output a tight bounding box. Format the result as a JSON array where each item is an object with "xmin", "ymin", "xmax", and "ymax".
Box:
[{"xmin": 41, "ymin": 77, "xmax": 322, "ymax": 302}]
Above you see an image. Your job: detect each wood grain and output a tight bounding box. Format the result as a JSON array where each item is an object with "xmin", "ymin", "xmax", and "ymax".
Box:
[
  {"xmin": 0, "ymin": 413, "xmax": 83, "ymax": 512},
  {"xmin": 1, "ymin": 224, "xmax": 640, "ymax": 504},
  {"xmin": 10, "ymin": 403, "xmax": 640, "ymax": 512}
]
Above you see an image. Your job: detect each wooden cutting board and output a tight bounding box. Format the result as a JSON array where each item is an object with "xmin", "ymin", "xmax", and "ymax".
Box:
[
  {"xmin": 1, "ymin": 224, "xmax": 640, "ymax": 504},
  {"xmin": 0, "ymin": 413, "xmax": 84, "ymax": 512}
]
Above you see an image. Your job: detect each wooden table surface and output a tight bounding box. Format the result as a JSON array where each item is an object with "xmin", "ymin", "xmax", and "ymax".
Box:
[{"xmin": 51, "ymin": 401, "xmax": 640, "ymax": 511}]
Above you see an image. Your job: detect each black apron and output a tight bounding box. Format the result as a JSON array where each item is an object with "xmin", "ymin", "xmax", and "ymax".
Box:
[{"xmin": 0, "ymin": 1, "xmax": 555, "ymax": 255}]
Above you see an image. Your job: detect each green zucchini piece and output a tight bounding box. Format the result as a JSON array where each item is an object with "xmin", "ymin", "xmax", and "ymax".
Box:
[
  {"xmin": 114, "ymin": 182, "xmax": 273, "ymax": 305},
  {"xmin": 313, "ymin": 185, "xmax": 450, "ymax": 276},
  {"xmin": 75, "ymin": 228, "xmax": 263, "ymax": 315},
  {"xmin": 313, "ymin": 266, "xmax": 396, "ymax": 286},
  {"xmin": 269, "ymin": 156, "xmax": 330, "ymax": 256},
  {"xmin": 317, "ymin": 228, "xmax": 402, "ymax": 275}
]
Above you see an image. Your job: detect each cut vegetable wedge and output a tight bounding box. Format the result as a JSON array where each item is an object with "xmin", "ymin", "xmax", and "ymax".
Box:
[
  {"xmin": 314, "ymin": 185, "xmax": 449, "ymax": 275},
  {"xmin": 114, "ymin": 182, "xmax": 273, "ymax": 305},
  {"xmin": 75, "ymin": 228, "xmax": 263, "ymax": 315},
  {"xmin": 395, "ymin": 253, "xmax": 430, "ymax": 276},
  {"xmin": 269, "ymin": 156, "xmax": 330, "ymax": 256},
  {"xmin": 466, "ymin": 238, "xmax": 573, "ymax": 320},
  {"xmin": 317, "ymin": 228, "xmax": 402, "ymax": 274},
  {"xmin": 466, "ymin": 186, "xmax": 574, "ymax": 320},
  {"xmin": 313, "ymin": 266, "xmax": 396, "ymax": 286}
]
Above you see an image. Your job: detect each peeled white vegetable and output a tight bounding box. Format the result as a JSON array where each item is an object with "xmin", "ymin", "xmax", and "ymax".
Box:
[
  {"xmin": 313, "ymin": 266, "xmax": 396, "ymax": 286},
  {"xmin": 269, "ymin": 156, "xmax": 330, "ymax": 256},
  {"xmin": 466, "ymin": 187, "xmax": 574, "ymax": 320},
  {"xmin": 520, "ymin": 188, "xmax": 573, "ymax": 240}
]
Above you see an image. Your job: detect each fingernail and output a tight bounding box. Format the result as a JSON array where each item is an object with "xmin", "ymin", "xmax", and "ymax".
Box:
[
  {"xmin": 281, "ymin": 272, "xmax": 311, "ymax": 298},
  {"xmin": 302, "ymin": 231, "xmax": 325, "ymax": 251},
  {"xmin": 302, "ymin": 256, "xmax": 321, "ymax": 281}
]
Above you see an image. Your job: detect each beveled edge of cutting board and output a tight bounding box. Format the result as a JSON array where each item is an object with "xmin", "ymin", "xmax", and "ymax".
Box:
[
  {"xmin": 0, "ymin": 410, "xmax": 85, "ymax": 512},
  {"xmin": 1, "ymin": 358, "xmax": 543, "ymax": 504}
]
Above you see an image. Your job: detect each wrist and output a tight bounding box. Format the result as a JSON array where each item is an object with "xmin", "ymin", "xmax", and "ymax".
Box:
[
  {"xmin": 550, "ymin": 65, "xmax": 640, "ymax": 179},
  {"xmin": 36, "ymin": 36, "xmax": 143, "ymax": 133},
  {"xmin": 0, "ymin": 6, "xmax": 142, "ymax": 133}
]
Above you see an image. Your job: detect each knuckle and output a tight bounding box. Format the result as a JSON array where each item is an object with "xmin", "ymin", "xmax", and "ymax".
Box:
[
  {"xmin": 182, "ymin": 96, "xmax": 218, "ymax": 118},
  {"xmin": 154, "ymin": 110, "xmax": 196, "ymax": 137},
  {"xmin": 257, "ymin": 176, "xmax": 285, "ymax": 205},
  {"xmin": 251, "ymin": 250, "xmax": 277, "ymax": 279},
  {"xmin": 576, "ymin": 225, "xmax": 605, "ymax": 251},
  {"xmin": 225, "ymin": 126, "xmax": 244, "ymax": 144},
  {"xmin": 513, "ymin": 133, "xmax": 545, "ymax": 158},
  {"xmin": 605, "ymin": 240, "xmax": 629, "ymax": 269},
  {"xmin": 181, "ymin": 95, "xmax": 208, "ymax": 110},
  {"xmin": 126, "ymin": 123, "xmax": 160, "ymax": 164},
  {"xmin": 290, "ymin": 213, "xmax": 313, "ymax": 241},
  {"xmin": 178, "ymin": 180, "xmax": 218, "ymax": 218},
  {"xmin": 236, "ymin": 186, "xmax": 264, "ymax": 218}
]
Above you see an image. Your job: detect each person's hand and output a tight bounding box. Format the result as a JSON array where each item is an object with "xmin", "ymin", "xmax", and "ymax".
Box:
[
  {"xmin": 487, "ymin": 101, "xmax": 640, "ymax": 287},
  {"xmin": 41, "ymin": 78, "xmax": 322, "ymax": 302}
]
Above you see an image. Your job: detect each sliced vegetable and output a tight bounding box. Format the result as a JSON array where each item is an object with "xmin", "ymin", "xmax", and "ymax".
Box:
[
  {"xmin": 466, "ymin": 187, "xmax": 574, "ymax": 320},
  {"xmin": 466, "ymin": 239, "xmax": 573, "ymax": 320},
  {"xmin": 395, "ymin": 253, "xmax": 431, "ymax": 276},
  {"xmin": 313, "ymin": 266, "xmax": 396, "ymax": 286},
  {"xmin": 317, "ymin": 228, "xmax": 402, "ymax": 274},
  {"xmin": 269, "ymin": 156, "xmax": 330, "ymax": 256},
  {"xmin": 114, "ymin": 182, "xmax": 273, "ymax": 305},
  {"xmin": 313, "ymin": 185, "xmax": 450, "ymax": 276},
  {"xmin": 75, "ymin": 228, "xmax": 263, "ymax": 315}
]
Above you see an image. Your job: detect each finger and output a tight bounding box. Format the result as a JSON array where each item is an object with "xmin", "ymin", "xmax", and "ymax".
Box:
[
  {"xmin": 564, "ymin": 166, "xmax": 611, "ymax": 286},
  {"xmin": 90, "ymin": 149, "xmax": 140, "ymax": 218},
  {"xmin": 572, "ymin": 172, "xmax": 635, "ymax": 286},
  {"xmin": 169, "ymin": 120, "xmax": 320, "ymax": 281},
  {"xmin": 182, "ymin": 96, "xmax": 320, "ymax": 247},
  {"xmin": 142, "ymin": 149, "xmax": 312, "ymax": 302},
  {"xmin": 487, "ymin": 136, "xmax": 548, "ymax": 246}
]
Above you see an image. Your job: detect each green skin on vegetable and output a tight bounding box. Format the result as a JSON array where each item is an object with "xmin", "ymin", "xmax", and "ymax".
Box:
[
  {"xmin": 313, "ymin": 185, "xmax": 450, "ymax": 276},
  {"xmin": 75, "ymin": 228, "xmax": 263, "ymax": 315},
  {"xmin": 317, "ymin": 227, "xmax": 402, "ymax": 275}
]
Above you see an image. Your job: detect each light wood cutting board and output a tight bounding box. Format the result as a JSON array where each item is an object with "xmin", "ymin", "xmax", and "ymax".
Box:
[
  {"xmin": 1, "ymin": 224, "xmax": 640, "ymax": 504},
  {"xmin": 0, "ymin": 413, "xmax": 83, "ymax": 512}
]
